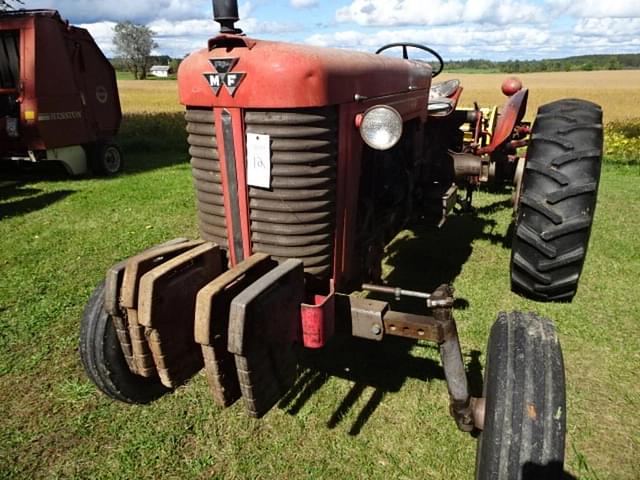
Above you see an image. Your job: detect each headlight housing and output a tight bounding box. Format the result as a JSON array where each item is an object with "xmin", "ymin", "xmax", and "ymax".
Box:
[{"xmin": 359, "ymin": 105, "xmax": 403, "ymax": 151}]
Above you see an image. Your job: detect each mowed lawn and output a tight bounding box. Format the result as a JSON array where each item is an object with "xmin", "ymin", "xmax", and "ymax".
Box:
[{"xmin": 0, "ymin": 71, "xmax": 639, "ymax": 479}]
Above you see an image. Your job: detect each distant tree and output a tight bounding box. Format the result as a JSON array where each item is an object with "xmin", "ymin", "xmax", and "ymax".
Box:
[
  {"xmin": 0, "ymin": 0, "xmax": 23, "ymax": 10},
  {"xmin": 169, "ymin": 58, "xmax": 181, "ymax": 74},
  {"xmin": 113, "ymin": 21, "xmax": 158, "ymax": 80}
]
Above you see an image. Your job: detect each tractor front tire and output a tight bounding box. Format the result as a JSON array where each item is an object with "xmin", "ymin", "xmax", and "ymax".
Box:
[
  {"xmin": 475, "ymin": 311, "xmax": 566, "ymax": 480},
  {"xmin": 511, "ymin": 99, "xmax": 602, "ymax": 302},
  {"xmin": 79, "ymin": 281, "xmax": 169, "ymax": 404},
  {"xmin": 88, "ymin": 141, "xmax": 123, "ymax": 176}
]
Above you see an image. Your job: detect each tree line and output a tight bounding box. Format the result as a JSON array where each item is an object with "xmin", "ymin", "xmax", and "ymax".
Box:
[{"xmin": 447, "ymin": 54, "xmax": 640, "ymax": 73}]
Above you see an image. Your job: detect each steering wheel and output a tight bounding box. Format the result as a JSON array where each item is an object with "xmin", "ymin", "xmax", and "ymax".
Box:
[{"xmin": 375, "ymin": 43, "xmax": 444, "ymax": 77}]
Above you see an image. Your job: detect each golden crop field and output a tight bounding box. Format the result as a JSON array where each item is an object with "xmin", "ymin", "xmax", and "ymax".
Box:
[
  {"xmin": 440, "ymin": 70, "xmax": 640, "ymax": 122},
  {"xmin": 119, "ymin": 70, "xmax": 640, "ymax": 123},
  {"xmin": 118, "ymin": 79, "xmax": 184, "ymax": 114}
]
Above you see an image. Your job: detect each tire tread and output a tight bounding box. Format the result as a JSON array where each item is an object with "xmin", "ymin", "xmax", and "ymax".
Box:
[
  {"xmin": 476, "ymin": 312, "xmax": 566, "ymax": 480},
  {"xmin": 511, "ymin": 99, "xmax": 602, "ymax": 301}
]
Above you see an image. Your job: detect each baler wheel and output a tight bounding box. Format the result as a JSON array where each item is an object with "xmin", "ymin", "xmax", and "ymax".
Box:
[
  {"xmin": 89, "ymin": 141, "xmax": 123, "ymax": 176},
  {"xmin": 510, "ymin": 99, "xmax": 602, "ymax": 302},
  {"xmin": 475, "ymin": 311, "xmax": 566, "ymax": 480},
  {"xmin": 79, "ymin": 281, "xmax": 170, "ymax": 403}
]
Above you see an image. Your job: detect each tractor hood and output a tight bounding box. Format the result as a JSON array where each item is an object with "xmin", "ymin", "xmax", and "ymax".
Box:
[{"xmin": 178, "ymin": 35, "xmax": 432, "ymax": 109}]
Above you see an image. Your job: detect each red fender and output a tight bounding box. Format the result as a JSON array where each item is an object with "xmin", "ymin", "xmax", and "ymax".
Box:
[{"xmin": 478, "ymin": 89, "xmax": 528, "ymax": 155}]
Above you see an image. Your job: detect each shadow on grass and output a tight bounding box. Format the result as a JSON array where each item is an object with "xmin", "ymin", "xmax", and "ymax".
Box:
[
  {"xmin": 522, "ymin": 462, "xmax": 577, "ymax": 480},
  {"xmin": 0, "ymin": 183, "xmax": 75, "ymax": 219},
  {"xmin": 281, "ymin": 204, "xmax": 513, "ymax": 435}
]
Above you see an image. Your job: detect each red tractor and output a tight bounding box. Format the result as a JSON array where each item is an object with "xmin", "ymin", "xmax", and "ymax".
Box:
[{"xmin": 80, "ymin": 2, "xmax": 603, "ymax": 478}]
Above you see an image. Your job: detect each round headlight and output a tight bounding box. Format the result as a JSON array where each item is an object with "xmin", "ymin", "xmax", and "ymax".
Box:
[{"xmin": 359, "ymin": 105, "xmax": 403, "ymax": 151}]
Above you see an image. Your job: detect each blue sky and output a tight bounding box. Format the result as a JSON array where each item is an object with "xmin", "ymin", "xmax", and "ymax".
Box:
[{"xmin": 20, "ymin": 0, "xmax": 640, "ymax": 60}]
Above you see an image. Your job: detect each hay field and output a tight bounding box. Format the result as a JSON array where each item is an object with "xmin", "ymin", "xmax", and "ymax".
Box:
[
  {"xmin": 441, "ymin": 70, "xmax": 640, "ymax": 122},
  {"xmin": 117, "ymin": 70, "xmax": 640, "ymax": 164},
  {"xmin": 118, "ymin": 79, "xmax": 184, "ymax": 113},
  {"xmin": 119, "ymin": 70, "xmax": 640, "ymax": 122}
]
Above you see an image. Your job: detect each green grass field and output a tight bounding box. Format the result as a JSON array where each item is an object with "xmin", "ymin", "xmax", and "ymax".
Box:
[{"xmin": 0, "ymin": 75, "xmax": 639, "ymax": 479}]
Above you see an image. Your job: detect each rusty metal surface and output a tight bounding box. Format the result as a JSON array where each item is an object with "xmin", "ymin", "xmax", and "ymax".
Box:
[
  {"xmin": 335, "ymin": 295, "xmax": 388, "ymax": 341},
  {"xmin": 194, "ymin": 253, "xmax": 276, "ymax": 407},
  {"xmin": 383, "ymin": 311, "xmax": 449, "ymax": 342},
  {"xmin": 245, "ymin": 108, "xmax": 338, "ymax": 281},
  {"xmin": 478, "ymin": 88, "xmax": 529, "ymax": 155},
  {"xmin": 179, "ymin": 36, "xmax": 431, "ymax": 109},
  {"xmin": 138, "ymin": 242, "xmax": 223, "ymax": 389},
  {"xmin": 105, "ymin": 238, "xmax": 190, "ymax": 316},
  {"xmin": 430, "ymin": 284, "xmax": 474, "ymax": 432},
  {"xmin": 104, "ymin": 259, "xmax": 135, "ymax": 371},
  {"xmin": 104, "ymin": 238, "xmax": 191, "ymax": 374},
  {"xmin": 119, "ymin": 239, "xmax": 203, "ymax": 377},
  {"xmin": 228, "ymin": 259, "xmax": 305, "ymax": 418}
]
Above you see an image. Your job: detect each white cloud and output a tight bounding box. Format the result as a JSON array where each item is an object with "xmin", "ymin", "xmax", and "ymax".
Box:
[
  {"xmin": 335, "ymin": 0, "xmax": 543, "ymax": 26},
  {"xmin": 18, "ymin": 0, "xmax": 640, "ymax": 60},
  {"xmin": 22, "ymin": 0, "xmax": 211, "ymax": 24},
  {"xmin": 305, "ymin": 25, "xmax": 556, "ymax": 59},
  {"xmin": 573, "ymin": 18, "xmax": 640, "ymax": 38},
  {"xmin": 291, "ymin": 0, "xmax": 318, "ymax": 8},
  {"xmin": 547, "ymin": 0, "xmax": 640, "ymax": 18},
  {"xmin": 78, "ymin": 21, "xmax": 118, "ymax": 56}
]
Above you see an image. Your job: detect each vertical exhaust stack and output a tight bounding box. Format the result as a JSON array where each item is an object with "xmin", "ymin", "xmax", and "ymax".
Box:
[{"xmin": 213, "ymin": 0, "xmax": 242, "ymax": 34}]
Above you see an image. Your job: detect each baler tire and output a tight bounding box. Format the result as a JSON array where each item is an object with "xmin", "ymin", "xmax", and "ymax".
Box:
[
  {"xmin": 79, "ymin": 281, "xmax": 170, "ymax": 404},
  {"xmin": 89, "ymin": 141, "xmax": 123, "ymax": 176},
  {"xmin": 475, "ymin": 311, "xmax": 566, "ymax": 480},
  {"xmin": 510, "ymin": 99, "xmax": 602, "ymax": 302}
]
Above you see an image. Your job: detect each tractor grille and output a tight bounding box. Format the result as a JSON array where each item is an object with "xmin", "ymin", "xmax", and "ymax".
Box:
[
  {"xmin": 245, "ymin": 108, "xmax": 338, "ymax": 279},
  {"xmin": 186, "ymin": 107, "xmax": 338, "ymax": 280},
  {"xmin": 186, "ymin": 108, "xmax": 228, "ymax": 249}
]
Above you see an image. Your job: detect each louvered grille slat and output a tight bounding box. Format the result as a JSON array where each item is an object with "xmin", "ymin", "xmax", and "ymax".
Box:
[
  {"xmin": 187, "ymin": 134, "xmax": 217, "ymax": 148},
  {"xmin": 187, "ymin": 106, "xmax": 338, "ymax": 280},
  {"xmin": 191, "ymin": 157, "xmax": 221, "ymax": 172},
  {"xmin": 189, "ymin": 146, "xmax": 219, "ymax": 160},
  {"xmin": 249, "ymin": 187, "xmax": 333, "ymax": 201},
  {"xmin": 246, "ymin": 107, "xmax": 338, "ymax": 280},
  {"xmin": 186, "ymin": 108, "xmax": 228, "ymax": 248}
]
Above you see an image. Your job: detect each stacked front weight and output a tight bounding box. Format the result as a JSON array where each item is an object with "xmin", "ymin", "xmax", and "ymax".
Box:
[
  {"xmin": 119, "ymin": 240, "xmax": 204, "ymax": 377},
  {"xmin": 104, "ymin": 238, "xmax": 192, "ymax": 374},
  {"xmin": 194, "ymin": 253, "xmax": 277, "ymax": 407},
  {"xmin": 138, "ymin": 242, "xmax": 224, "ymax": 388},
  {"xmin": 194, "ymin": 255, "xmax": 305, "ymax": 418},
  {"xmin": 107, "ymin": 243, "xmax": 305, "ymax": 418},
  {"xmin": 228, "ymin": 259, "xmax": 305, "ymax": 418}
]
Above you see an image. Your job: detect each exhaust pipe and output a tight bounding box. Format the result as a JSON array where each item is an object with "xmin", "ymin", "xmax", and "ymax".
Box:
[{"xmin": 213, "ymin": 0, "xmax": 242, "ymax": 34}]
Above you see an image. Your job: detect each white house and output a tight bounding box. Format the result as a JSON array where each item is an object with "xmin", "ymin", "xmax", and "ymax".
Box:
[{"xmin": 149, "ymin": 65, "xmax": 171, "ymax": 78}]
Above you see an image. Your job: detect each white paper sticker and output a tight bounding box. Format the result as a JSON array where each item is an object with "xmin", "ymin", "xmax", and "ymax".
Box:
[{"xmin": 246, "ymin": 133, "xmax": 271, "ymax": 189}]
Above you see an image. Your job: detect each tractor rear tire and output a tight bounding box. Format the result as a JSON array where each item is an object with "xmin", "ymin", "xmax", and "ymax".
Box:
[
  {"xmin": 475, "ymin": 311, "xmax": 566, "ymax": 480},
  {"xmin": 511, "ymin": 99, "xmax": 602, "ymax": 302},
  {"xmin": 88, "ymin": 141, "xmax": 123, "ymax": 176},
  {"xmin": 79, "ymin": 281, "xmax": 170, "ymax": 404}
]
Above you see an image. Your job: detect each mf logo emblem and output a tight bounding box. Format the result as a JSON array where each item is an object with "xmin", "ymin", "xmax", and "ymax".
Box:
[{"xmin": 203, "ymin": 58, "xmax": 246, "ymax": 97}]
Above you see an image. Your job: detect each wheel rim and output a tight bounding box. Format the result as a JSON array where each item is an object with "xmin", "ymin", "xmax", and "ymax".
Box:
[{"xmin": 103, "ymin": 147, "xmax": 122, "ymax": 173}]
